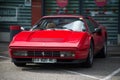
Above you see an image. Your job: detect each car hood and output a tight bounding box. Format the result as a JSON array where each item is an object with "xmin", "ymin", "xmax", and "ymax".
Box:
[{"xmin": 10, "ymin": 30, "xmax": 88, "ymax": 49}]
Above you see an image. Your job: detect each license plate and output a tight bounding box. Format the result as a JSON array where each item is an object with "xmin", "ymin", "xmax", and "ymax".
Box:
[{"xmin": 32, "ymin": 58, "xmax": 57, "ymax": 63}]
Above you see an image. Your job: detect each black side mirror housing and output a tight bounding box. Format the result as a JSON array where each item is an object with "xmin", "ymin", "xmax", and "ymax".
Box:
[
  {"xmin": 21, "ymin": 27, "xmax": 30, "ymax": 31},
  {"xmin": 94, "ymin": 27, "xmax": 101, "ymax": 33},
  {"xmin": 21, "ymin": 27, "xmax": 25, "ymax": 31}
]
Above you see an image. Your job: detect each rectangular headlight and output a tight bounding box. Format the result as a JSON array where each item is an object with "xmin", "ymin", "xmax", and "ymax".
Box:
[{"xmin": 13, "ymin": 51, "xmax": 28, "ymax": 56}]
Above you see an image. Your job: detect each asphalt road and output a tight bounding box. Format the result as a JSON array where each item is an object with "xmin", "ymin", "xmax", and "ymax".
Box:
[{"xmin": 0, "ymin": 43, "xmax": 120, "ymax": 80}]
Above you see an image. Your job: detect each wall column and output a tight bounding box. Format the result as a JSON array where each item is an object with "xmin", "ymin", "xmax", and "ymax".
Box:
[{"xmin": 32, "ymin": 0, "xmax": 42, "ymax": 25}]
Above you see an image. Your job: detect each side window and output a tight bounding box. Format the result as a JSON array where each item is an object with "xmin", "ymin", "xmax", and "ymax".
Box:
[{"xmin": 85, "ymin": 19, "xmax": 95, "ymax": 32}]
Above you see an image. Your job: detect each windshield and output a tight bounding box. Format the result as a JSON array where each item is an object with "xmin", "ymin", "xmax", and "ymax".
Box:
[{"xmin": 32, "ymin": 18, "xmax": 86, "ymax": 31}]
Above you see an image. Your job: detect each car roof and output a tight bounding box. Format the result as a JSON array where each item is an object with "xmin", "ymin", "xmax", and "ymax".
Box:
[{"xmin": 42, "ymin": 15, "xmax": 84, "ymax": 19}]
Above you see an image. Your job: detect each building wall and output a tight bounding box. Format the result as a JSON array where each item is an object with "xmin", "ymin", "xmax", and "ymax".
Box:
[
  {"xmin": 118, "ymin": 1, "xmax": 120, "ymax": 45},
  {"xmin": 83, "ymin": 0, "xmax": 119, "ymax": 45},
  {"xmin": 43, "ymin": 0, "xmax": 80, "ymax": 15},
  {"xmin": 0, "ymin": 0, "xmax": 31, "ymax": 42},
  {"xmin": 0, "ymin": 0, "xmax": 119, "ymax": 45}
]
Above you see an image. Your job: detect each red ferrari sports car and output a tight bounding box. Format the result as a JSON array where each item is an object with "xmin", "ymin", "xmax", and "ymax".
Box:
[{"xmin": 9, "ymin": 15, "xmax": 107, "ymax": 67}]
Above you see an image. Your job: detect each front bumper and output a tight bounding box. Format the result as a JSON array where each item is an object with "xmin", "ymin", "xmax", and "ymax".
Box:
[
  {"xmin": 12, "ymin": 58, "xmax": 85, "ymax": 64},
  {"xmin": 9, "ymin": 47, "xmax": 89, "ymax": 64}
]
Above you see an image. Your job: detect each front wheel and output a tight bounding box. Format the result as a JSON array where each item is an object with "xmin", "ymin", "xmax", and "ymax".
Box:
[{"xmin": 82, "ymin": 42, "xmax": 94, "ymax": 68}]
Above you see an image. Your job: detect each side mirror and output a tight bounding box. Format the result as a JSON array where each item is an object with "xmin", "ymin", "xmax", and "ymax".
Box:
[
  {"xmin": 21, "ymin": 27, "xmax": 25, "ymax": 31},
  {"xmin": 94, "ymin": 27, "xmax": 101, "ymax": 33},
  {"xmin": 21, "ymin": 27, "xmax": 30, "ymax": 31}
]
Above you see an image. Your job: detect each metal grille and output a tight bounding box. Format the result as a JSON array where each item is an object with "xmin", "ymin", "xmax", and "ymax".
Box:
[
  {"xmin": 44, "ymin": 0, "xmax": 80, "ymax": 15},
  {"xmin": 27, "ymin": 51, "xmax": 60, "ymax": 57}
]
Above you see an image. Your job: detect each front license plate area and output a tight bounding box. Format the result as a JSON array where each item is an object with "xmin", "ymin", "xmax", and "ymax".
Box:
[{"xmin": 32, "ymin": 58, "xmax": 57, "ymax": 63}]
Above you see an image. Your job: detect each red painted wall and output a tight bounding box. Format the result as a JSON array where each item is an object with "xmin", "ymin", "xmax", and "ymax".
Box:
[{"xmin": 32, "ymin": 0, "xmax": 42, "ymax": 25}]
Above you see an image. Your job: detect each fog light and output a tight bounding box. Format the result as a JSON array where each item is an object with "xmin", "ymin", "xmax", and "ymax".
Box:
[
  {"xmin": 60, "ymin": 54, "xmax": 65, "ymax": 57},
  {"xmin": 13, "ymin": 51, "xmax": 28, "ymax": 56},
  {"xmin": 72, "ymin": 54, "xmax": 75, "ymax": 57},
  {"xmin": 60, "ymin": 51, "xmax": 75, "ymax": 57}
]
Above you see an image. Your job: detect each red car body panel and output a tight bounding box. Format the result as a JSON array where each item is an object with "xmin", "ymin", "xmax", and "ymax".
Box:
[
  {"xmin": 10, "ymin": 30, "xmax": 90, "ymax": 59},
  {"xmin": 9, "ymin": 15, "xmax": 107, "ymax": 64}
]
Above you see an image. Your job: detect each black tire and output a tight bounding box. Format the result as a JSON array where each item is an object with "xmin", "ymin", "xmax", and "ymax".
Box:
[
  {"xmin": 14, "ymin": 62, "xmax": 26, "ymax": 67},
  {"xmin": 97, "ymin": 41, "xmax": 107, "ymax": 58},
  {"xmin": 82, "ymin": 42, "xmax": 94, "ymax": 68}
]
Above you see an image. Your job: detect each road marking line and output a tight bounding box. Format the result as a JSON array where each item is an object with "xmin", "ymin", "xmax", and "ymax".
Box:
[
  {"xmin": 100, "ymin": 68, "xmax": 120, "ymax": 80},
  {"xmin": 62, "ymin": 69, "xmax": 101, "ymax": 80},
  {"xmin": 0, "ymin": 56, "xmax": 10, "ymax": 59}
]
